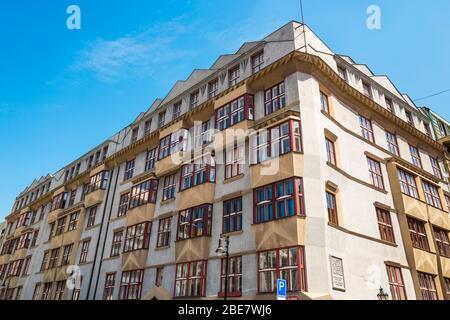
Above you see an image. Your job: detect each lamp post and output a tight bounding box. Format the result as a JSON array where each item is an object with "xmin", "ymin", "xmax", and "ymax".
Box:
[
  {"xmin": 377, "ymin": 287, "xmax": 389, "ymax": 300},
  {"xmin": 216, "ymin": 235, "xmax": 230, "ymax": 300}
]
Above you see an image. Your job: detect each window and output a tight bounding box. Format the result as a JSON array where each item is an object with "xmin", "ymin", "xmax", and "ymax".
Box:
[
  {"xmin": 40, "ymin": 251, "xmax": 49, "ymax": 271},
  {"xmin": 88, "ymin": 171, "xmax": 109, "ymax": 193},
  {"xmin": 54, "ymin": 281, "xmax": 66, "ymax": 300},
  {"xmin": 81, "ymin": 183, "xmax": 89, "ymax": 201},
  {"xmin": 255, "ymin": 177, "xmax": 305, "ymax": 223},
  {"xmin": 41, "ymin": 283, "xmax": 53, "ymax": 300},
  {"xmin": 258, "ymin": 246, "xmax": 307, "ymax": 293},
  {"xmin": 385, "ymin": 97, "xmax": 394, "ymax": 114},
  {"xmin": 103, "ymin": 273, "xmax": 116, "ymax": 300},
  {"xmin": 326, "ymin": 192, "xmax": 338, "ymax": 225},
  {"xmin": 22, "ymin": 255, "xmax": 32, "ymax": 276},
  {"xmin": 51, "ymin": 192, "xmax": 67, "ymax": 211},
  {"xmin": 102, "ymin": 147, "xmax": 108, "ymax": 161},
  {"xmin": 72, "ymin": 276, "xmax": 82, "ymax": 300},
  {"xmin": 68, "ymin": 189, "xmax": 76, "ymax": 207},
  {"xmin": 409, "ymin": 145, "xmax": 422, "ymax": 168},
  {"xmin": 155, "ymin": 267, "xmax": 164, "ymax": 287},
  {"xmin": 405, "ymin": 110, "xmax": 414, "ymax": 126},
  {"xmin": 359, "ymin": 115, "xmax": 374, "ymax": 142},
  {"xmin": 111, "ymin": 230, "xmax": 123, "ymax": 257},
  {"xmin": 79, "ymin": 239, "xmax": 90, "ymax": 263},
  {"xmin": 173, "ymin": 101, "xmax": 182, "ymax": 119},
  {"xmin": 362, "ymin": 81, "xmax": 372, "ymax": 98},
  {"xmin": 119, "ymin": 269, "xmax": 144, "ymax": 300},
  {"xmin": 264, "ymin": 83, "xmax": 286, "ymax": 115},
  {"xmin": 162, "ymin": 174, "xmax": 176, "ymax": 201},
  {"xmin": 367, "ymin": 157, "xmax": 385, "ymax": 189},
  {"xmin": 386, "ymin": 131, "xmax": 400, "ymax": 156},
  {"xmin": 124, "ymin": 159, "xmax": 135, "ymax": 181},
  {"xmin": 61, "ymin": 244, "xmax": 73, "ymax": 266},
  {"xmin": 95, "ymin": 150, "xmax": 101, "ymax": 165},
  {"xmin": 397, "ymin": 169, "xmax": 419, "ymax": 199},
  {"xmin": 386, "ymin": 265, "xmax": 406, "ymax": 300},
  {"xmin": 418, "ymin": 272, "xmax": 438, "ymax": 300},
  {"xmin": 118, "ymin": 193, "xmax": 130, "ymax": 217},
  {"xmin": 376, "ymin": 208, "xmax": 395, "ymax": 243},
  {"xmin": 434, "ymin": 227, "xmax": 450, "ymax": 258},
  {"xmin": 325, "ymin": 138, "xmax": 336, "ymax": 165},
  {"xmin": 446, "ymin": 195, "xmax": 450, "ymax": 213},
  {"xmin": 228, "ymin": 66, "xmax": 240, "ymax": 87},
  {"xmin": 124, "ymin": 222, "xmax": 151, "ymax": 252},
  {"xmin": 55, "ymin": 216, "xmax": 66, "ymax": 236},
  {"xmin": 15, "ymin": 286, "xmax": 23, "ymax": 300},
  {"xmin": 177, "ymin": 204, "xmax": 212, "ymax": 240},
  {"xmin": 86, "ymin": 206, "xmax": 97, "ymax": 228},
  {"xmin": 425, "ymin": 124, "xmax": 432, "ymax": 137},
  {"xmin": 159, "ymin": 111, "xmax": 166, "ymax": 128},
  {"xmin": 423, "ymin": 181, "xmax": 442, "ymax": 209},
  {"xmin": 216, "ymin": 94, "xmax": 254, "ymax": 131},
  {"xmin": 430, "ymin": 157, "xmax": 442, "ymax": 179},
  {"xmin": 174, "ymin": 261, "xmax": 207, "ymax": 297},
  {"xmin": 225, "ymin": 145, "xmax": 244, "ymax": 179},
  {"xmin": 180, "ymin": 159, "xmax": 216, "ymax": 191},
  {"xmin": 48, "ymin": 248, "xmax": 60, "ymax": 269},
  {"xmin": 251, "ymin": 120, "xmax": 302, "ymax": 164},
  {"xmin": 131, "ymin": 127, "xmax": 139, "ymax": 143},
  {"xmin": 445, "ymin": 278, "xmax": 450, "ymax": 299},
  {"xmin": 208, "ymin": 78, "xmax": 219, "ymax": 98},
  {"xmin": 337, "ymin": 66, "xmax": 347, "ymax": 82},
  {"xmin": 157, "ymin": 217, "xmax": 172, "ymax": 248},
  {"xmin": 190, "ymin": 91, "xmax": 199, "ymax": 110},
  {"xmin": 158, "ymin": 129, "xmax": 189, "ymax": 160},
  {"xmin": 68, "ymin": 211, "xmax": 79, "ymax": 231},
  {"xmin": 219, "ymin": 256, "xmax": 242, "ymax": 297},
  {"xmin": 407, "ymin": 217, "xmax": 430, "ymax": 251},
  {"xmin": 87, "ymin": 155, "xmax": 94, "ymax": 169},
  {"xmin": 193, "ymin": 120, "xmax": 212, "ymax": 148},
  {"xmin": 320, "ymin": 91, "xmax": 329, "ymax": 114},
  {"xmin": 223, "ymin": 198, "xmax": 242, "ymax": 234},
  {"xmin": 129, "ymin": 180, "xmax": 158, "ymax": 209},
  {"xmin": 144, "ymin": 119, "xmax": 152, "ymax": 135},
  {"xmin": 145, "ymin": 148, "xmax": 158, "ymax": 172},
  {"xmin": 252, "ymin": 51, "xmax": 264, "ymax": 73}
]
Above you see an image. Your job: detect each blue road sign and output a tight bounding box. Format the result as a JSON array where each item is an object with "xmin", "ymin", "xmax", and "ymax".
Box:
[{"xmin": 277, "ymin": 279, "xmax": 287, "ymax": 299}]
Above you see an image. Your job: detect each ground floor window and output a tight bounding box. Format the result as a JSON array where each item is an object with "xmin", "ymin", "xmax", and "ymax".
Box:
[
  {"xmin": 174, "ymin": 260, "xmax": 207, "ymax": 297},
  {"xmin": 119, "ymin": 269, "xmax": 144, "ymax": 300}
]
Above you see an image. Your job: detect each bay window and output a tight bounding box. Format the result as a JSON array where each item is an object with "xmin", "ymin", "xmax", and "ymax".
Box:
[
  {"xmin": 418, "ymin": 272, "xmax": 438, "ymax": 300},
  {"xmin": 258, "ymin": 246, "xmax": 307, "ymax": 293},
  {"xmin": 88, "ymin": 171, "xmax": 110, "ymax": 193},
  {"xmin": 119, "ymin": 269, "xmax": 144, "ymax": 300},
  {"xmin": 397, "ymin": 168, "xmax": 419, "ymax": 199},
  {"xmin": 264, "ymin": 82, "xmax": 285, "ymax": 115},
  {"xmin": 123, "ymin": 222, "xmax": 151, "ymax": 252},
  {"xmin": 177, "ymin": 204, "xmax": 212, "ymax": 240},
  {"xmin": 407, "ymin": 217, "xmax": 430, "ymax": 251},
  {"xmin": 129, "ymin": 180, "xmax": 158, "ymax": 209},
  {"xmin": 51, "ymin": 192, "xmax": 67, "ymax": 211},
  {"xmin": 254, "ymin": 177, "xmax": 305, "ymax": 224},
  {"xmin": 434, "ymin": 227, "xmax": 450, "ymax": 258},
  {"xmin": 174, "ymin": 260, "xmax": 207, "ymax": 297},
  {"xmin": 422, "ymin": 181, "xmax": 442, "ymax": 209},
  {"xmin": 158, "ymin": 129, "xmax": 189, "ymax": 160},
  {"xmin": 215, "ymin": 94, "xmax": 254, "ymax": 131},
  {"xmin": 180, "ymin": 158, "xmax": 215, "ymax": 191}
]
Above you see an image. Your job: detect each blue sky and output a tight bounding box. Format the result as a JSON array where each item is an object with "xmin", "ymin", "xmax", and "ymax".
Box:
[{"xmin": 1, "ymin": 0, "xmax": 450, "ymax": 219}]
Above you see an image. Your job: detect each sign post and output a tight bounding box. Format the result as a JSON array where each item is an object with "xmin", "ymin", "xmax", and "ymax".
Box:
[{"xmin": 277, "ymin": 279, "xmax": 287, "ymax": 300}]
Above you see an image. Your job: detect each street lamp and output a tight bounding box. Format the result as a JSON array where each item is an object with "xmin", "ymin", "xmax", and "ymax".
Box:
[
  {"xmin": 377, "ymin": 287, "xmax": 389, "ymax": 300},
  {"xmin": 216, "ymin": 235, "xmax": 230, "ymax": 300}
]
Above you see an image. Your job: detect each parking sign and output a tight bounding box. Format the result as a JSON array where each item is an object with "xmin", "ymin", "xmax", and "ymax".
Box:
[{"xmin": 277, "ymin": 279, "xmax": 287, "ymax": 300}]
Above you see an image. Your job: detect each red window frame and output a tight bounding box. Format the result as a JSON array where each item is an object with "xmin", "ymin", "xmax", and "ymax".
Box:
[
  {"xmin": 177, "ymin": 204, "xmax": 212, "ymax": 240},
  {"xmin": 397, "ymin": 168, "xmax": 419, "ymax": 199},
  {"xmin": 156, "ymin": 217, "xmax": 172, "ymax": 248},
  {"xmin": 422, "ymin": 181, "xmax": 442, "ymax": 209},
  {"xmin": 118, "ymin": 193, "xmax": 130, "ymax": 217},
  {"xmin": 257, "ymin": 246, "xmax": 307, "ymax": 293},
  {"xmin": 111, "ymin": 230, "xmax": 123, "ymax": 257},
  {"xmin": 359, "ymin": 115, "xmax": 374, "ymax": 142},
  {"xmin": 264, "ymin": 82, "xmax": 285, "ymax": 115},
  {"xmin": 325, "ymin": 138, "xmax": 336, "ymax": 165},
  {"xmin": 376, "ymin": 208, "xmax": 395, "ymax": 243},
  {"xmin": 418, "ymin": 272, "xmax": 438, "ymax": 300},
  {"xmin": 434, "ymin": 227, "xmax": 450, "ymax": 258},
  {"xmin": 219, "ymin": 256, "xmax": 242, "ymax": 297},
  {"xmin": 124, "ymin": 222, "xmax": 151, "ymax": 252},
  {"xmin": 254, "ymin": 177, "xmax": 305, "ymax": 224},
  {"xmin": 407, "ymin": 217, "xmax": 430, "ymax": 251},
  {"xmin": 409, "ymin": 145, "xmax": 422, "ymax": 168},
  {"xmin": 326, "ymin": 191, "xmax": 338, "ymax": 226},
  {"xmin": 158, "ymin": 129, "xmax": 188, "ymax": 160},
  {"xmin": 88, "ymin": 171, "xmax": 109, "ymax": 194},
  {"xmin": 223, "ymin": 197, "xmax": 243, "ymax": 234},
  {"xmin": 215, "ymin": 94, "xmax": 254, "ymax": 131},
  {"xmin": 162, "ymin": 174, "xmax": 176, "ymax": 201},
  {"xmin": 225, "ymin": 144, "xmax": 244, "ymax": 179},
  {"xmin": 180, "ymin": 159, "xmax": 216, "ymax": 191},
  {"xmin": 430, "ymin": 157, "xmax": 442, "ymax": 179},
  {"xmin": 119, "ymin": 269, "xmax": 144, "ymax": 300},
  {"xmin": 250, "ymin": 120, "xmax": 303, "ymax": 164},
  {"xmin": 174, "ymin": 260, "xmax": 207, "ymax": 298},
  {"xmin": 103, "ymin": 272, "xmax": 116, "ymax": 300},
  {"xmin": 386, "ymin": 131, "xmax": 400, "ymax": 156},
  {"xmin": 386, "ymin": 265, "xmax": 406, "ymax": 300},
  {"xmin": 129, "ymin": 180, "xmax": 158, "ymax": 209},
  {"xmin": 367, "ymin": 157, "xmax": 385, "ymax": 190}
]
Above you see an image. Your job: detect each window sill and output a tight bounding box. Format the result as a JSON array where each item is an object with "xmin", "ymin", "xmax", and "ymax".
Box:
[
  {"xmin": 155, "ymin": 245, "xmax": 170, "ymax": 251},
  {"xmin": 85, "ymin": 223, "xmax": 101, "ymax": 231},
  {"xmin": 252, "ymin": 214, "xmax": 306, "ymax": 226},
  {"xmin": 221, "ymin": 230, "xmax": 243, "ymax": 237},
  {"xmin": 218, "ymin": 292, "xmax": 242, "ymax": 298},
  {"xmin": 223, "ymin": 174, "xmax": 245, "ymax": 184},
  {"xmin": 161, "ymin": 198, "xmax": 176, "ymax": 205},
  {"xmin": 103, "ymin": 256, "xmax": 120, "ymax": 262}
]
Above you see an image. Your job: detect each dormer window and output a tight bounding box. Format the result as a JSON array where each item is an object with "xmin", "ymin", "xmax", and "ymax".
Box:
[
  {"xmin": 229, "ymin": 65, "xmax": 240, "ymax": 87},
  {"xmin": 190, "ymin": 91, "xmax": 199, "ymax": 110},
  {"xmin": 362, "ymin": 81, "xmax": 372, "ymax": 98},
  {"xmin": 337, "ymin": 65, "xmax": 348, "ymax": 82},
  {"xmin": 159, "ymin": 111, "xmax": 166, "ymax": 127},
  {"xmin": 208, "ymin": 78, "xmax": 219, "ymax": 98},
  {"xmin": 131, "ymin": 127, "xmax": 139, "ymax": 143},
  {"xmin": 252, "ymin": 51, "xmax": 264, "ymax": 73}
]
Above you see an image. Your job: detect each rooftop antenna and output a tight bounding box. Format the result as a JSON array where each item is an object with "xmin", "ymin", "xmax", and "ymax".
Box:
[{"xmin": 300, "ymin": 0, "xmax": 308, "ymax": 53}]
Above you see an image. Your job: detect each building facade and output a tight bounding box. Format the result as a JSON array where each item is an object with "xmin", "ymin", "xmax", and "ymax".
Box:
[{"xmin": 1, "ymin": 21, "xmax": 450, "ymax": 301}]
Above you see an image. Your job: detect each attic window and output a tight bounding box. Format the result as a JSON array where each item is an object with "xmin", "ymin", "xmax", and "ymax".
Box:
[
  {"xmin": 229, "ymin": 65, "xmax": 240, "ymax": 87},
  {"xmin": 362, "ymin": 81, "xmax": 372, "ymax": 98},
  {"xmin": 208, "ymin": 79, "xmax": 219, "ymax": 99},
  {"xmin": 337, "ymin": 66, "xmax": 348, "ymax": 82},
  {"xmin": 252, "ymin": 51, "xmax": 264, "ymax": 73}
]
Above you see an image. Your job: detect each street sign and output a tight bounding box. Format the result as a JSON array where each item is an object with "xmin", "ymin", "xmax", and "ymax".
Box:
[{"xmin": 277, "ymin": 279, "xmax": 287, "ymax": 300}]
